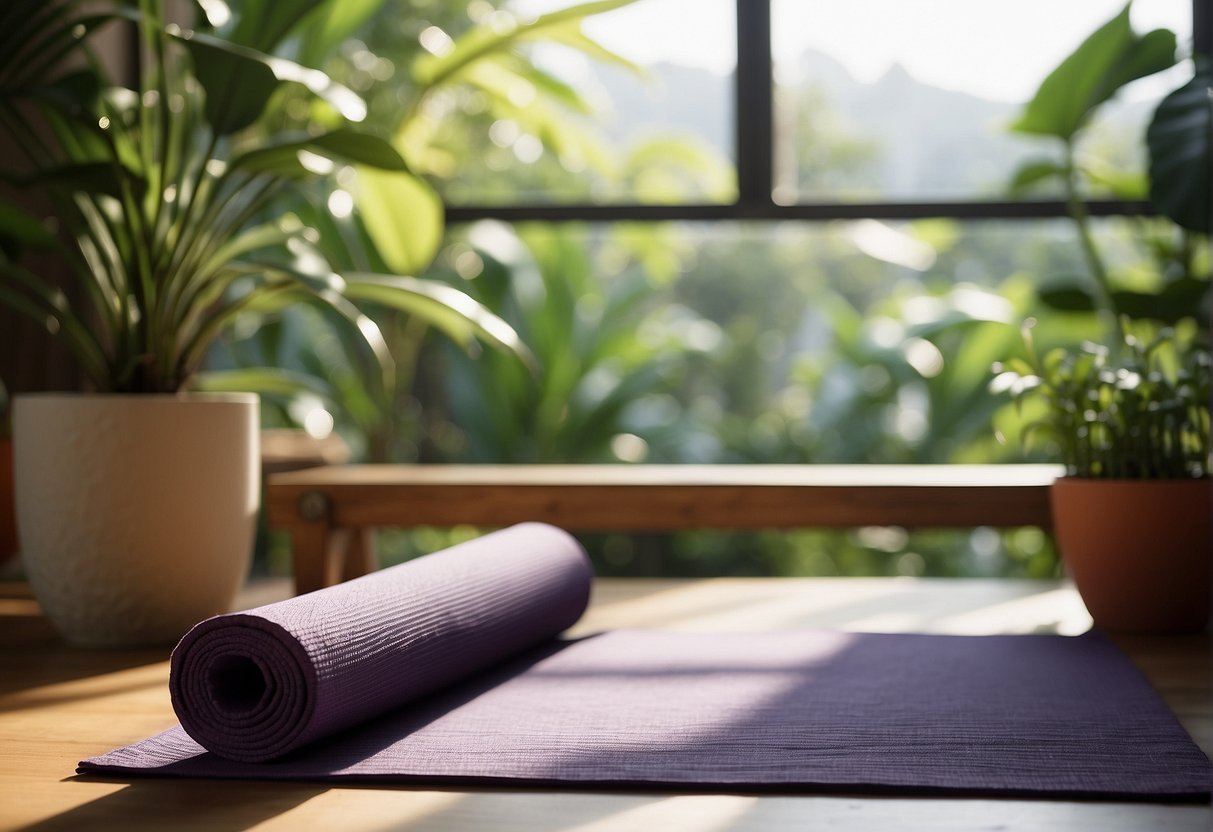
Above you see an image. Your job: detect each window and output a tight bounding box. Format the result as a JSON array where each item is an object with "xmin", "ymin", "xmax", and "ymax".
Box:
[{"xmin": 444, "ymin": 0, "xmax": 1204, "ymax": 221}]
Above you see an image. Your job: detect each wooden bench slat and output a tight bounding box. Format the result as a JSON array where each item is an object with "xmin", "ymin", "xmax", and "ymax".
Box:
[{"xmin": 266, "ymin": 464, "xmax": 1061, "ymax": 594}]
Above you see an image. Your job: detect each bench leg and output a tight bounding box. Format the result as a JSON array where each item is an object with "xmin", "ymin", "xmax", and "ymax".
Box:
[
  {"xmin": 287, "ymin": 524, "xmax": 378, "ymax": 595},
  {"xmin": 341, "ymin": 528, "xmax": 378, "ymax": 583},
  {"xmin": 287, "ymin": 522, "xmax": 339, "ymax": 595}
]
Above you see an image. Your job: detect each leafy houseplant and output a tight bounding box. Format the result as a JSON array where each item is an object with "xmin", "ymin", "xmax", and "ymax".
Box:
[
  {"xmin": 996, "ymin": 2, "xmax": 1211, "ymax": 633},
  {"xmin": 0, "ymin": 0, "xmax": 527, "ymax": 645},
  {"xmin": 998, "ymin": 324, "xmax": 1209, "ymax": 481}
]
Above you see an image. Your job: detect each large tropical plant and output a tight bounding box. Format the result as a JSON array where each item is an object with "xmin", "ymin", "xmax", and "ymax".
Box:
[
  {"xmin": 0, "ymin": 0, "xmax": 527, "ymax": 394},
  {"xmin": 1007, "ymin": 0, "xmax": 1209, "ymax": 332},
  {"xmin": 996, "ymin": 0, "xmax": 1210, "ymax": 480},
  {"xmin": 211, "ymin": 0, "xmax": 647, "ymax": 458}
]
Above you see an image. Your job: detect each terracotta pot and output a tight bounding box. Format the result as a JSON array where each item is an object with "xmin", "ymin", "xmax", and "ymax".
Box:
[
  {"xmin": 13, "ymin": 393, "xmax": 259, "ymax": 647},
  {"xmin": 1051, "ymin": 477, "xmax": 1212, "ymax": 634}
]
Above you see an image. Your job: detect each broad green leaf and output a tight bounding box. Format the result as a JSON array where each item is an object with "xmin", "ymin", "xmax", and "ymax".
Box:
[
  {"xmin": 5, "ymin": 161, "xmax": 140, "ymax": 199},
  {"xmin": 26, "ymin": 69, "xmax": 101, "ymax": 115},
  {"xmin": 354, "ymin": 167, "xmax": 443, "ymax": 275},
  {"xmin": 537, "ymin": 20, "xmax": 645, "ymax": 75},
  {"xmin": 178, "ymin": 30, "xmax": 279, "ymax": 134},
  {"xmin": 342, "ymin": 273, "xmax": 534, "ymax": 367},
  {"xmin": 300, "ymin": 127, "xmax": 409, "ymax": 169},
  {"xmin": 0, "ymin": 197, "xmax": 53, "ymax": 247},
  {"xmin": 1080, "ymin": 159, "xmax": 1147, "ymax": 199},
  {"xmin": 1147, "ymin": 58, "xmax": 1211, "ymax": 232},
  {"xmin": 177, "ymin": 30, "xmax": 366, "ymax": 134},
  {"xmin": 413, "ymin": 0, "xmax": 637, "ymax": 89},
  {"xmin": 1114, "ymin": 279, "xmax": 1209, "ymax": 324},
  {"xmin": 225, "ymin": 0, "xmax": 328, "ymax": 52},
  {"xmin": 265, "ymin": 54, "xmax": 366, "ymax": 122},
  {"xmin": 625, "ymin": 137, "xmax": 733, "ymax": 203},
  {"xmin": 233, "ymin": 130, "xmax": 408, "ymax": 177},
  {"xmin": 511, "ymin": 60, "xmax": 595, "ymax": 115},
  {"xmin": 296, "ymin": 0, "xmax": 385, "ymax": 69},
  {"xmin": 1038, "ymin": 283, "xmax": 1097, "ymax": 313},
  {"xmin": 1012, "ymin": 4, "xmax": 1177, "ymax": 140},
  {"xmin": 1008, "ymin": 159, "xmax": 1066, "ymax": 195},
  {"xmin": 450, "ymin": 61, "xmax": 614, "ymax": 171}
]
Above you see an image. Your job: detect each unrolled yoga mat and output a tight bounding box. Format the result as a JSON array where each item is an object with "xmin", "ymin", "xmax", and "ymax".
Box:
[{"xmin": 79, "ymin": 523, "xmax": 1211, "ymax": 801}]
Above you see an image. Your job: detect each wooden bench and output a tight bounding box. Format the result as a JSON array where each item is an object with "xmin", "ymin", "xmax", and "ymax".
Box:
[{"xmin": 265, "ymin": 464, "xmax": 1061, "ymax": 594}]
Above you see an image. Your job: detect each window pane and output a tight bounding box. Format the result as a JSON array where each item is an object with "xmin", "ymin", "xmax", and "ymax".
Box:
[
  {"xmin": 770, "ymin": 0, "xmax": 1193, "ymax": 202},
  {"xmin": 420, "ymin": 0, "xmax": 737, "ymax": 206}
]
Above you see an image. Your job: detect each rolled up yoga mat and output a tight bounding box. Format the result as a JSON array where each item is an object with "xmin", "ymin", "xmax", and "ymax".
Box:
[
  {"xmin": 169, "ymin": 522, "xmax": 591, "ymax": 763},
  {"xmin": 80, "ymin": 523, "xmax": 1211, "ymax": 802}
]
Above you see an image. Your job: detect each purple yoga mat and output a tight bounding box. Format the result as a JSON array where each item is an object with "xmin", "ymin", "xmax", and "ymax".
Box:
[
  {"xmin": 167, "ymin": 523, "xmax": 591, "ymax": 762},
  {"xmin": 79, "ymin": 524, "xmax": 1211, "ymax": 801}
]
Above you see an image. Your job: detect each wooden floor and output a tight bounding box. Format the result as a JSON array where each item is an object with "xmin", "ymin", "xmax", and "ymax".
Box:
[{"xmin": 1, "ymin": 577, "xmax": 1209, "ymax": 832}]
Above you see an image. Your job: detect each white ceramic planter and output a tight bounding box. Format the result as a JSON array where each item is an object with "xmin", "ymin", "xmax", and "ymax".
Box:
[{"xmin": 14, "ymin": 393, "xmax": 259, "ymax": 647}]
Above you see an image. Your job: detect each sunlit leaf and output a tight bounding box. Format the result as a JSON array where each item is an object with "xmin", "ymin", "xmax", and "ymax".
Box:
[
  {"xmin": 295, "ymin": 0, "xmax": 386, "ymax": 68},
  {"xmin": 354, "ymin": 166, "xmax": 443, "ymax": 275},
  {"xmin": 233, "ymin": 130, "xmax": 409, "ymax": 178},
  {"xmin": 413, "ymin": 0, "xmax": 637, "ymax": 89},
  {"xmin": 190, "ymin": 367, "xmax": 332, "ymax": 397},
  {"xmin": 265, "ymin": 54, "xmax": 366, "ymax": 122},
  {"xmin": 342, "ymin": 273, "xmax": 534, "ymax": 367},
  {"xmin": 1080, "ymin": 157, "xmax": 1148, "ymax": 198},
  {"xmin": 536, "ymin": 20, "xmax": 645, "ymax": 75},
  {"xmin": 177, "ymin": 30, "xmax": 366, "ymax": 134},
  {"xmin": 1012, "ymin": 4, "xmax": 1176, "ymax": 140},
  {"xmin": 225, "ymin": 0, "xmax": 328, "ymax": 52},
  {"xmin": 1007, "ymin": 159, "xmax": 1066, "ymax": 195}
]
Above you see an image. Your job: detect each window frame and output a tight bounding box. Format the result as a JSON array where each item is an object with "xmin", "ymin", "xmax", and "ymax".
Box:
[{"xmin": 446, "ymin": 0, "xmax": 1208, "ymax": 224}]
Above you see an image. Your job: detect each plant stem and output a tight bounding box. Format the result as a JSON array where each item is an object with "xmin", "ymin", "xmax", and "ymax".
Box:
[{"xmin": 1062, "ymin": 140, "xmax": 1125, "ymax": 344}]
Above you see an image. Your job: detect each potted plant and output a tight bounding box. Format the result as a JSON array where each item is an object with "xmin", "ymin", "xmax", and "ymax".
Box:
[
  {"xmin": 995, "ymin": 3, "xmax": 1211, "ymax": 633},
  {"xmin": 996, "ymin": 324, "xmax": 1210, "ymax": 632},
  {"xmin": 0, "ymin": 0, "xmax": 527, "ymax": 645}
]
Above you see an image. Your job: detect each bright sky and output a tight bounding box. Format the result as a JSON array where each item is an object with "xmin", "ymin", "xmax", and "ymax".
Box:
[{"xmin": 513, "ymin": 0, "xmax": 1193, "ymax": 103}]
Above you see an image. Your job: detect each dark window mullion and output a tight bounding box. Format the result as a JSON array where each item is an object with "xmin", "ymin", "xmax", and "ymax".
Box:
[
  {"xmin": 1195, "ymin": 0, "xmax": 1211, "ymax": 55},
  {"xmin": 734, "ymin": 0, "xmax": 774, "ymax": 208},
  {"xmin": 445, "ymin": 199, "xmax": 1152, "ymax": 224}
]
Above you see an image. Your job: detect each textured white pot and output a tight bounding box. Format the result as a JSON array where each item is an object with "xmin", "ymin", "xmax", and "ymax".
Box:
[{"xmin": 14, "ymin": 393, "xmax": 259, "ymax": 647}]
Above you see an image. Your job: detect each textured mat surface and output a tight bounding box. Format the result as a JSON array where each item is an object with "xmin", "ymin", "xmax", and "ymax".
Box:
[{"xmin": 79, "ymin": 525, "xmax": 1211, "ymax": 801}]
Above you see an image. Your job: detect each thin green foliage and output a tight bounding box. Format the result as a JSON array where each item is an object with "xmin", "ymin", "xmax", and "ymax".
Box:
[
  {"xmin": 0, "ymin": 0, "xmax": 527, "ymax": 393},
  {"xmin": 994, "ymin": 322, "xmax": 1210, "ymax": 479}
]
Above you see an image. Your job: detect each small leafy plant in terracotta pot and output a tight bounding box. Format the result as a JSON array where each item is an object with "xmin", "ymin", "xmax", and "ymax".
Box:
[{"xmin": 995, "ymin": 324, "xmax": 1210, "ymax": 633}]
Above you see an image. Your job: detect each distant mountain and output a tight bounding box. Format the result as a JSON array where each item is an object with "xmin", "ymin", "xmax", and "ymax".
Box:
[
  {"xmin": 584, "ymin": 49, "xmax": 1152, "ymax": 201},
  {"xmin": 589, "ymin": 62, "xmax": 734, "ymax": 157}
]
